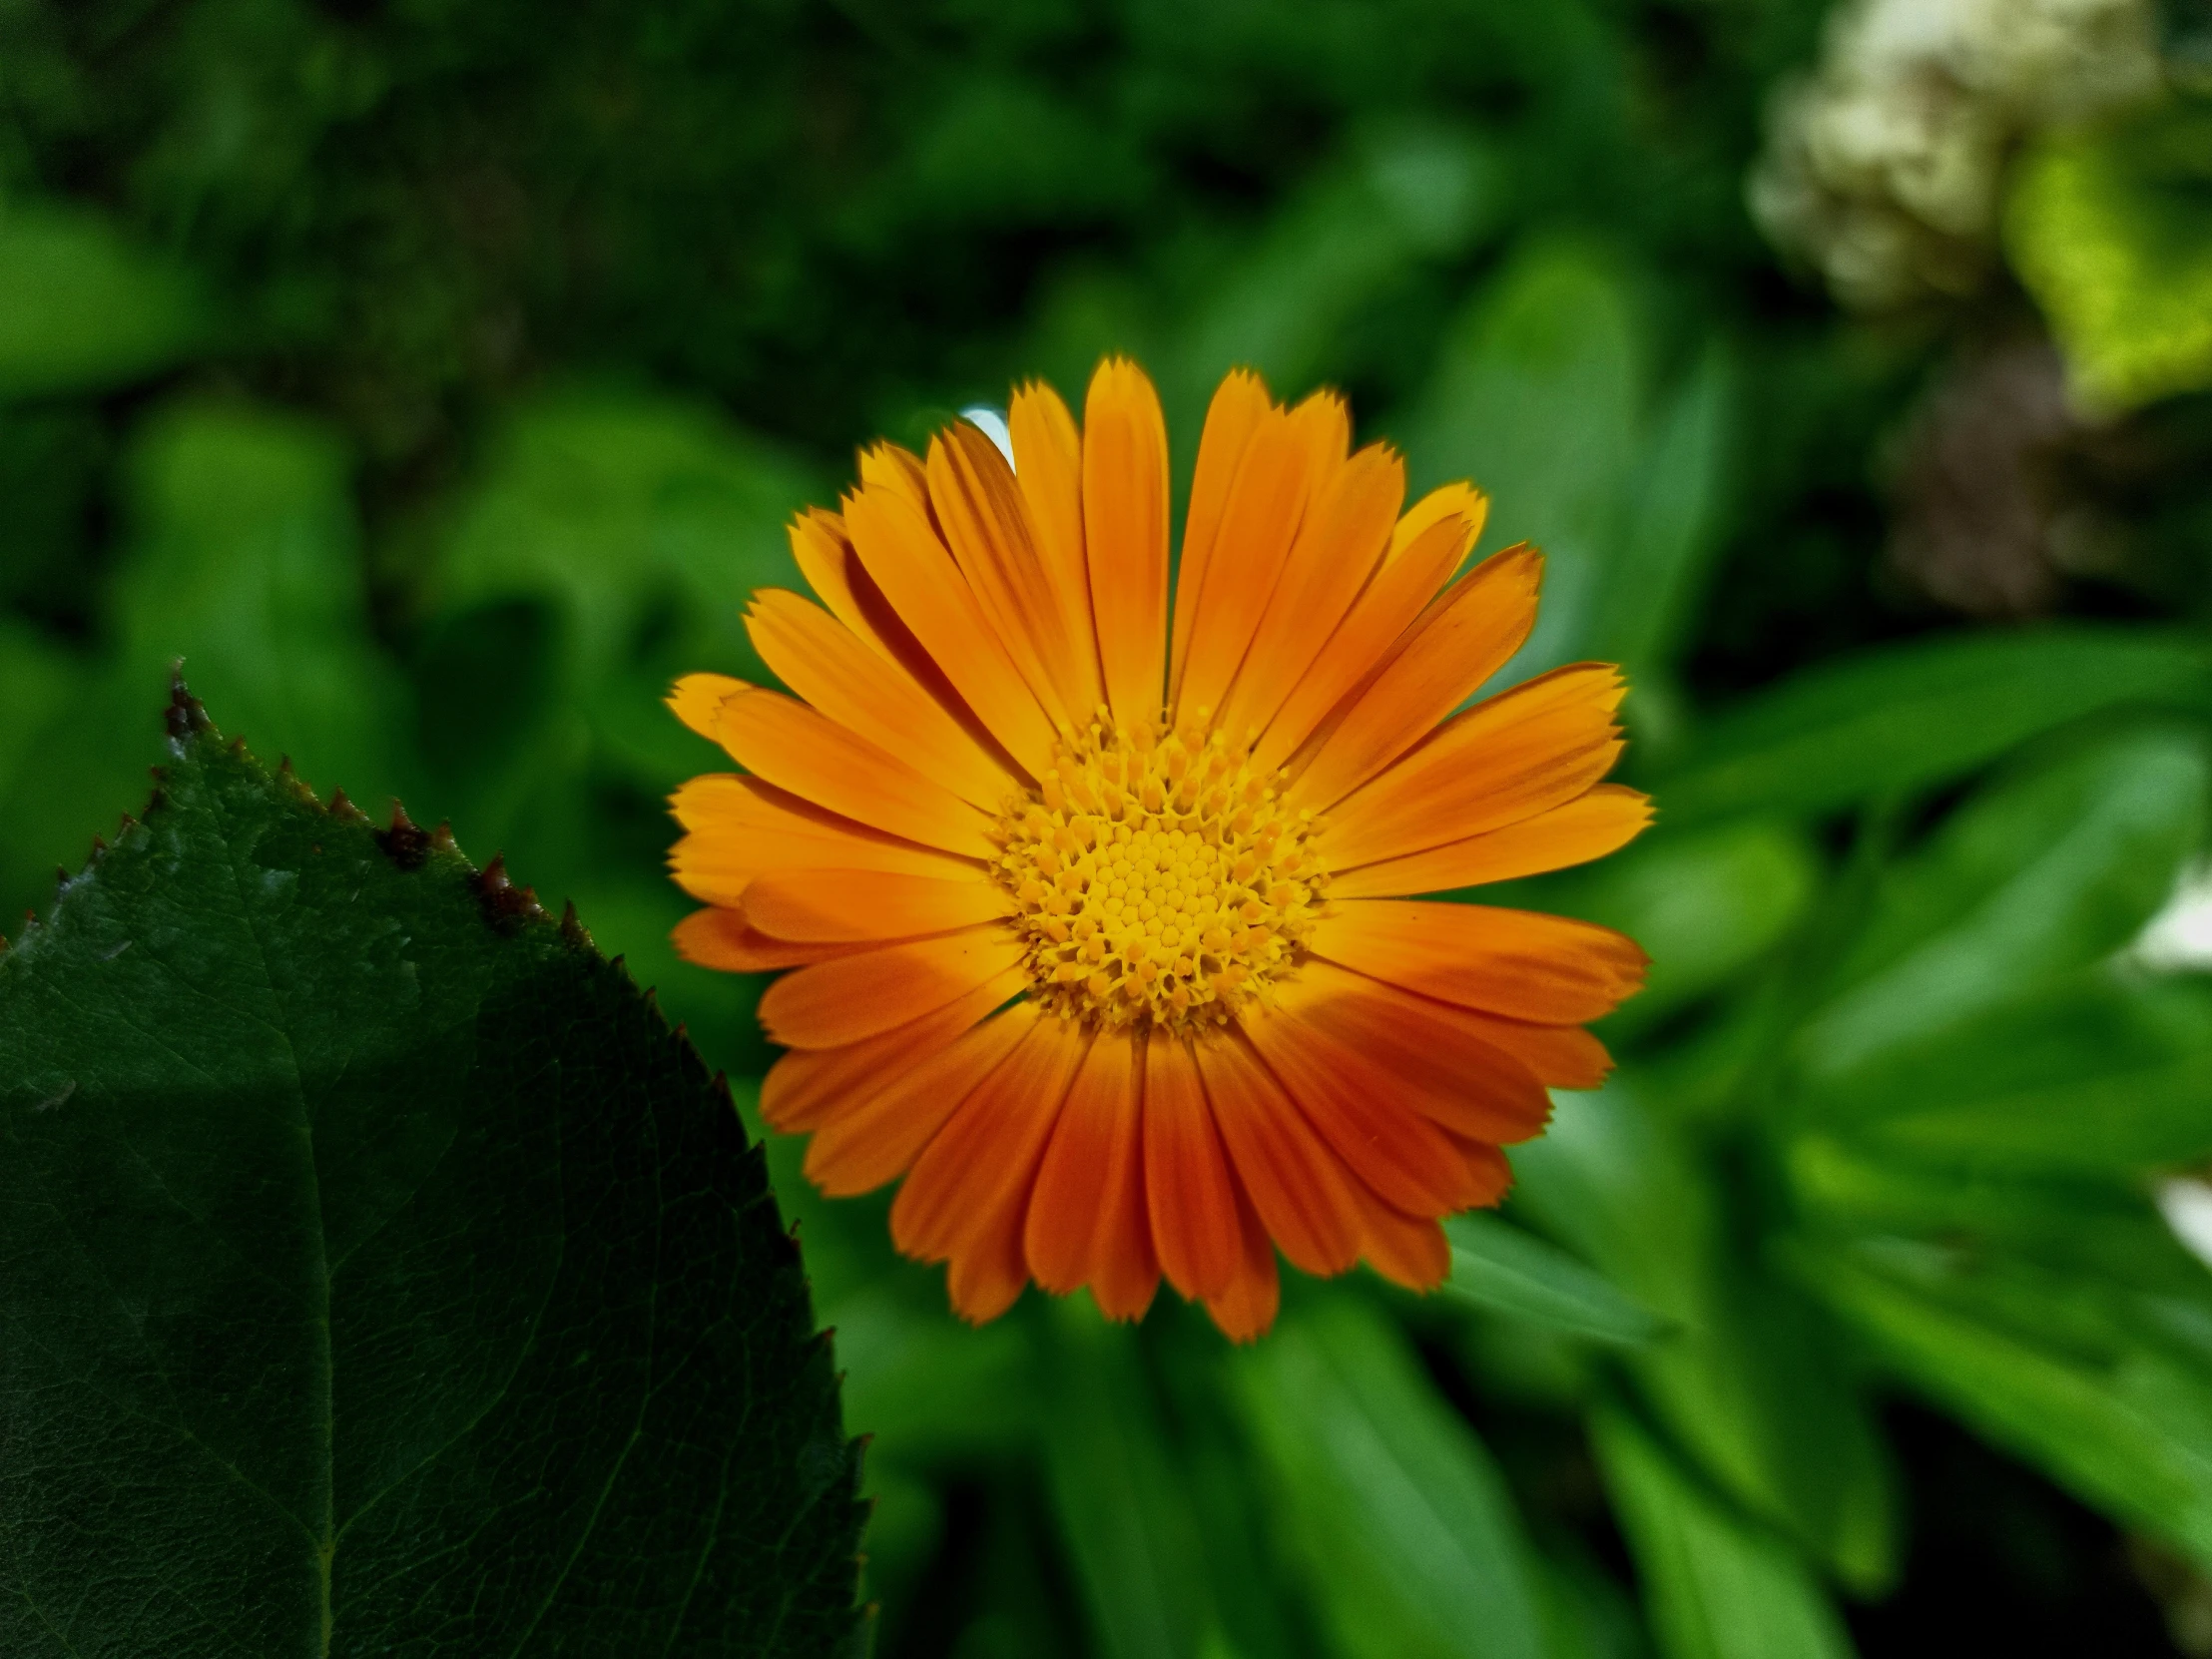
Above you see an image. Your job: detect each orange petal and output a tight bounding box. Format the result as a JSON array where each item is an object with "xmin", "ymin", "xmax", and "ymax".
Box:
[
  {"xmin": 1008, "ymin": 378, "xmax": 1106, "ymax": 716},
  {"xmin": 1273, "ymin": 959, "xmax": 1555, "ymax": 1145},
  {"xmin": 1328, "ymin": 785, "xmax": 1652, "ymax": 898},
  {"xmin": 669, "ymin": 672, "xmax": 749, "ymax": 743},
  {"xmin": 1144, "ymin": 1027, "xmax": 1244, "ymax": 1302},
  {"xmin": 928, "ymin": 421, "xmax": 1086, "ymax": 726},
  {"xmin": 1311, "ymin": 900, "xmax": 1647, "ymax": 1026},
  {"xmin": 1025, "ymin": 1027, "xmax": 1159, "ymax": 1321},
  {"xmin": 1195, "ymin": 1031, "xmax": 1364, "ymax": 1276},
  {"xmin": 1287, "ymin": 386, "xmax": 1352, "ymax": 480},
  {"xmin": 713, "ymin": 686, "xmax": 996, "ymax": 858},
  {"xmin": 760, "ymin": 964, "xmax": 1026, "ymax": 1133},
  {"xmin": 1216, "ymin": 442, "xmax": 1404, "ymax": 746},
  {"xmin": 1239, "ymin": 1001, "xmax": 1486, "ymax": 1214},
  {"xmin": 758, "ymin": 925, "xmax": 1026, "ymax": 1049},
  {"xmin": 891, "ymin": 1012, "xmax": 1085, "ymax": 1270},
  {"xmin": 1322, "ymin": 664, "xmax": 1627, "ymax": 872},
  {"xmin": 1202, "ymin": 1178, "xmax": 1281, "ymax": 1343},
  {"xmin": 1171, "ymin": 368, "xmax": 1272, "ymax": 702},
  {"xmin": 859, "ymin": 439, "xmax": 931, "ymax": 513},
  {"xmin": 1457, "ymin": 1015, "xmax": 1615, "ymax": 1091},
  {"xmin": 1174, "ymin": 407, "xmax": 1310, "ymax": 729},
  {"xmin": 743, "ymin": 867, "xmax": 1010, "ymax": 943},
  {"xmin": 746, "ymin": 588, "xmax": 1020, "ymax": 812},
  {"xmin": 669, "ymin": 774, "xmax": 979, "ymax": 906},
  {"xmin": 1344, "ymin": 1183, "xmax": 1453, "ymax": 1291},
  {"xmin": 1458, "ymin": 1140, "xmax": 1516, "ymax": 1209},
  {"xmin": 790, "ymin": 509, "xmax": 894, "ymax": 662},
  {"xmin": 1249, "ymin": 510, "xmax": 1477, "ymax": 774},
  {"xmin": 673, "ymin": 907, "xmax": 862, "ymax": 971},
  {"xmin": 1290, "ymin": 545, "xmax": 1545, "ymax": 810},
  {"xmin": 789, "ymin": 509, "xmax": 1022, "ymax": 768},
  {"xmin": 1386, "ymin": 481, "xmax": 1488, "ymax": 567},
  {"xmin": 843, "ymin": 479, "xmax": 1061, "ymax": 777},
  {"xmin": 803, "ymin": 1000, "xmax": 1036, "ymax": 1195},
  {"xmin": 1083, "ymin": 357, "xmax": 1171, "ymax": 729}
]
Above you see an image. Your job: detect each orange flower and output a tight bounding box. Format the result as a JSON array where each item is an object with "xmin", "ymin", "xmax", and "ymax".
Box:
[{"xmin": 667, "ymin": 358, "xmax": 1650, "ymax": 1340}]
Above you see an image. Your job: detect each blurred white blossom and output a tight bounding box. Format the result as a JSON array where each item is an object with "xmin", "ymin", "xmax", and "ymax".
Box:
[
  {"xmin": 2157, "ymin": 1177, "xmax": 2212, "ymax": 1273},
  {"xmin": 2125, "ymin": 858, "xmax": 2212, "ymax": 973},
  {"xmin": 1750, "ymin": 0, "xmax": 2162, "ymax": 307}
]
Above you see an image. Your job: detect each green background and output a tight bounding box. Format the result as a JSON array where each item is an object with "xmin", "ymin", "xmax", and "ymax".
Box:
[{"xmin": 7, "ymin": 0, "xmax": 2212, "ymax": 1654}]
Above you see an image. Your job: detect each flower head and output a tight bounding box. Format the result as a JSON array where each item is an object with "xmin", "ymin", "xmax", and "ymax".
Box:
[{"xmin": 668, "ymin": 358, "xmax": 1649, "ymax": 1339}]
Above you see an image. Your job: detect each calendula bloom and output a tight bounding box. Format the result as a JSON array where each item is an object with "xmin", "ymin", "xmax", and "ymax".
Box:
[{"xmin": 668, "ymin": 358, "xmax": 1649, "ymax": 1340}]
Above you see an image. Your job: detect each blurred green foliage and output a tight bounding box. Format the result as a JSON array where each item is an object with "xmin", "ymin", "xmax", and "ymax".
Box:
[{"xmin": 7, "ymin": 0, "xmax": 2212, "ymax": 1655}]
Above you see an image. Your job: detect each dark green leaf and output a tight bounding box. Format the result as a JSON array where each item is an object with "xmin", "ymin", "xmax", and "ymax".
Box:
[
  {"xmin": 1591, "ymin": 1405, "xmax": 1856, "ymax": 1659},
  {"xmin": 0, "ymin": 689, "xmax": 861, "ymax": 1655},
  {"xmin": 1442, "ymin": 1212, "xmax": 1668, "ymax": 1346},
  {"xmin": 1237, "ymin": 1296, "xmax": 1546, "ymax": 1659},
  {"xmin": 1656, "ymin": 631, "xmax": 2211, "ymax": 826}
]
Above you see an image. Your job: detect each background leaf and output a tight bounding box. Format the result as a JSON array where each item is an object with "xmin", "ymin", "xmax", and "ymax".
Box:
[
  {"xmin": 1442, "ymin": 1212, "xmax": 1669, "ymax": 1346},
  {"xmin": 1800, "ymin": 1239, "xmax": 2212, "ymax": 1575},
  {"xmin": 1795, "ymin": 727, "xmax": 2208, "ymax": 1085},
  {"xmin": 0, "ymin": 201, "xmax": 206, "ymax": 401},
  {"xmin": 1592, "ymin": 1404, "xmax": 1858, "ymax": 1659},
  {"xmin": 1238, "ymin": 1297, "xmax": 1547, "ymax": 1659},
  {"xmin": 1654, "ymin": 631, "xmax": 2212, "ymax": 827}
]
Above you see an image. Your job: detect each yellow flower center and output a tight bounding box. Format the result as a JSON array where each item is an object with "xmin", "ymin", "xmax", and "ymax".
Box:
[{"xmin": 994, "ymin": 709, "xmax": 1328, "ymax": 1032}]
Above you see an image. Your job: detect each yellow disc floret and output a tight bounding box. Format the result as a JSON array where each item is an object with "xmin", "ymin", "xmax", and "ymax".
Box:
[{"xmin": 995, "ymin": 708, "xmax": 1328, "ymax": 1032}]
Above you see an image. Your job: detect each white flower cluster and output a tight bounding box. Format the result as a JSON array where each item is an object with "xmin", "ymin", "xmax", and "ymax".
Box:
[{"xmin": 1750, "ymin": 0, "xmax": 2162, "ymax": 308}]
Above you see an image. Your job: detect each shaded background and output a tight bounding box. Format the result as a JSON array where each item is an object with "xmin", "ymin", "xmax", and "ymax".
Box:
[{"xmin": 7, "ymin": 0, "xmax": 2212, "ymax": 1654}]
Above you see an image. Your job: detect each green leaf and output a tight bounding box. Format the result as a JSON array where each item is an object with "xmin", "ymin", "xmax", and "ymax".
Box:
[
  {"xmin": 1590, "ymin": 1405, "xmax": 1857, "ymax": 1659},
  {"xmin": 1041, "ymin": 1305, "xmax": 1213, "ymax": 1659},
  {"xmin": 1786, "ymin": 1133, "xmax": 2207, "ymax": 1294},
  {"xmin": 1513, "ymin": 1087, "xmax": 1896, "ymax": 1591},
  {"xmin": 1796, "ymin": 728, "xmax": 2207, "ymax": 1086},
  {"xmin": 1442, "ymin": 1212, "xmax": 1669, "ymax": 1346},
  {"xmin": 2007, "ymin": 104, "xmax": 2212, "ymax": 414},
  {"xmin": 820, "ymin": 1280, "xmax": 1035, "ymax": 1462},
  {"xmin": 436, "ymin": 392, "xmax": 817, "ymax": 741},
  {"xmin": 1237, "ymin": 1296, "xmax": 1547, "ymax": 1659},
  {"xmin": 1585, "ymin": 339, "xmax": 1737, "ymax": 746},
  {"xmin": 1655, "ymin": 630, "xmax": 2211, "ymax": 826},
  {"xmin": 1805, "ymin": 974, "xmax": 2212, "ymax": 1172},
  {"xmin": 1406, "ymin": 237, "xmax": 1647, "ymax": 683},
  {"xmin": 0, "ymin": 202, "xmax": 206, "ymax": 400},
  {"xmin": 1170, "ymin": 121, "xmax": 1501, "ymax": 418},
  {"xmin": 1799, "ymin": 1238, "xmax": 2212, "ymax": 1572},
  {"xmin": 0, "ymin": 687, "xmax": 862, "ymax": 1654}
]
